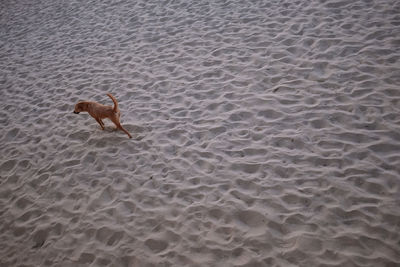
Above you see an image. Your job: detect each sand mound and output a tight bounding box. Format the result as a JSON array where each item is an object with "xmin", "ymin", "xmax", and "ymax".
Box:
[{"xmin": 1, "ymin": 0, "xmax": 400, "ymax": 266}]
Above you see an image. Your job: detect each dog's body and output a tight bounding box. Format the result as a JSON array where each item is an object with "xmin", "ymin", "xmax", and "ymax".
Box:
[{"xmin": 74, "ymin": 93, "xmax": 132, "ymax": 138}]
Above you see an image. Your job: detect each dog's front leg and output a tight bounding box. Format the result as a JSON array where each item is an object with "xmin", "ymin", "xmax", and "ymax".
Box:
[{"xmin": 95, "ymin": 118, "xmax": 105, "ymax": 130}]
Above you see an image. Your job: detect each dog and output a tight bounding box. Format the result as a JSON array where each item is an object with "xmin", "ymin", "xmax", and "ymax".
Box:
[{"xmin": 73, "ymin": 93, "xmax": 132, "ymax": 138}]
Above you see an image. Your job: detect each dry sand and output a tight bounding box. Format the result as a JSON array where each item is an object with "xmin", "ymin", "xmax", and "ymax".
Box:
[{"xmin": 1, "ymin": 0, "xmax": 400, "ymax": 266}]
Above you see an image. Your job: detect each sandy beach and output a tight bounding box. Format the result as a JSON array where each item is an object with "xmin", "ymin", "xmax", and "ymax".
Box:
[{"xmin": 1, "ymin": 0, "xmax": 400, "ymax": 266}]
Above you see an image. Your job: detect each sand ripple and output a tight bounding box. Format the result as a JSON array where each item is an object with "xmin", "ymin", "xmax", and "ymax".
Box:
[{"xmin": 1, "ymin": 0, "xmax": 400, "ymax": 266}]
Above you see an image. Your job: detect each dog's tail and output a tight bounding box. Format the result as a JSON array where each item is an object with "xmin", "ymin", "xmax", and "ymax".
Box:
[{"xmin": 107, "ymin": 93, "xmax": 119, "ymax": 113}]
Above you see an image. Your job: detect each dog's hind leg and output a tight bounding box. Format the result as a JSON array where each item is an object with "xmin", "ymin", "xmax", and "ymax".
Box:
[
  {"xmin": 118, "ymin": 123, "xmax": 132, "ymax": 138},
  {"xmin": 110, "ymin": 117, "xmax": 132, "ymax": 138}
]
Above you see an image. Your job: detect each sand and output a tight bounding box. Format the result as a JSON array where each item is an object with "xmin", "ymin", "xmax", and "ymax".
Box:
[{"xmin": 1, "ymin": 0, "xmax": 400, "ymax": 266}]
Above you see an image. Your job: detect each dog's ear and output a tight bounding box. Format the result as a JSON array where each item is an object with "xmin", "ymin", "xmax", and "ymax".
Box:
[
  {"xmin": 74, "ymin": 102, "xmax": 88, "ymax": 113},
  {"xmin": 81, "ymin": 102, "xmax": 88, "ymax": 110}
]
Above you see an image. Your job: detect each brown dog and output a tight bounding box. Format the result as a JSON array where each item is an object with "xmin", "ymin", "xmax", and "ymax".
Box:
[{"xmin": 74, "ymin": 93, "xmax": 132, "ymax": 138}]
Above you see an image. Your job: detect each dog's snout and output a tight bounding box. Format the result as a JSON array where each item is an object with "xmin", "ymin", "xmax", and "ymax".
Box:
[{"xmin": 73, "ymin": 111, "xmax": 80, "ymax": 114}]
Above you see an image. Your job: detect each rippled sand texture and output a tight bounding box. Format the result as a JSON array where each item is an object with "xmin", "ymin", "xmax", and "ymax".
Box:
[{"xmin": 1, "ymin": 0, "xmax": 400, "ymax": 266}]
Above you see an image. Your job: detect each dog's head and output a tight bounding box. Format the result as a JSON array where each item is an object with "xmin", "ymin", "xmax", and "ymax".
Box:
[{"xmin": 73, "ymin": 102, "xmax": 88, "ymax": 114}]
